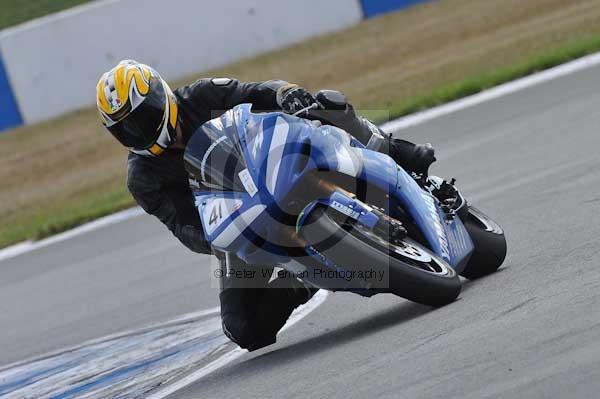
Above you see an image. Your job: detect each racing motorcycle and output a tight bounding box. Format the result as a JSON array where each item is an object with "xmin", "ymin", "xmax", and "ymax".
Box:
[{"xmin": 184, "ymin": 100, "xmax": 507, "ymax": 306}]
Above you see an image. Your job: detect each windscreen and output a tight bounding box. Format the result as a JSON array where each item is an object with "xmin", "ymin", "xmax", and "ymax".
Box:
[{"xmin": 184, "ymin": 118, "xmax": 247, "ymax": 192}]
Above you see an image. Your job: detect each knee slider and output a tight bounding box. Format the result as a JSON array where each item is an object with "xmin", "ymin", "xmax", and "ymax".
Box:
[
  {"xmin": 221, "ymin": 315, "xmax": 276, "ymax": 351},
  {"xmin": 221, "ymin": 315, "xmax": 255, "ymax": 348}
]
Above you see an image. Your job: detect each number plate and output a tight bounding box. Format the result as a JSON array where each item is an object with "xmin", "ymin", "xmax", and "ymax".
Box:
[{"xmin": 202, "ymin": 197, "xmax": 243, "ymax": 236}]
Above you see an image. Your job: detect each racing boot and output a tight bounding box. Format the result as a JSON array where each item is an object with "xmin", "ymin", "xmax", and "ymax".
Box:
[{"xmin": 386, "ymin": 139, "xmax": 436, "ymax": 177}]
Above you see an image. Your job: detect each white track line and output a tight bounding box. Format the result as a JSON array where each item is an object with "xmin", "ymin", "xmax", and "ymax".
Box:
[
  {"xmin": 2, "ymin": 50, "xmax": 600, "ymax": 263},
  {"xmin": 380, "ymin": 51, "xmax": 600, "ymax": 133},
  {"xmin": 0, "ymin": 289, "xmax": 328, "ymax": 399},
  {"xmin": 0, "ymin": 306, "xmax": 221, "ymax": 372},
  {"xmin": 146, "ymin": 289, "xmax": 329, "ymax": 399},
  {"xmin": 0, "ymin": 207, "xmax": 144, "ymax": 262}
]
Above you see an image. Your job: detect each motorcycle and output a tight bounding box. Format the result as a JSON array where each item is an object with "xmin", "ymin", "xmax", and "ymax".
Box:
[{"xmin": 184, "ymin": 102, "xmax": 507, "ymax": 306}]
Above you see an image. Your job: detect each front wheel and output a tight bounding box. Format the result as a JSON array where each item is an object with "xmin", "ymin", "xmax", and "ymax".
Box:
[
  {"xmin": 460, "ymin": 206, "xmax": 507, "ymax": 280},
  {"xmin": 300, "ymin": 208, "xmax": 461, "ymax": 307}
]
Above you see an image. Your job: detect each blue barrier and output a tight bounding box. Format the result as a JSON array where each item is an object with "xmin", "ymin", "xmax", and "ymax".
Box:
[
  {"xmin": 0, "ymin": 50, "xmax": 22, "ymax": 131},
  {"xmin": 361, "ymin": 0, "xmax": 430, "ymax": 18}
]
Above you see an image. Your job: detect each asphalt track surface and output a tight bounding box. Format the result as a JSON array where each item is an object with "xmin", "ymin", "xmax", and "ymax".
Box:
[{"xmin": 2, "ymin": 63, "xmax": 600, "ymax": 398}]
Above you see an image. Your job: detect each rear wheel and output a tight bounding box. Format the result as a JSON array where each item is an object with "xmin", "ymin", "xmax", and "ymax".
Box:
[
  {"xmin": 460, "ymin": 206, "xmax": 507, "ymax": 280},
  {"xmin": 300, "ymin": 207, "xmax": 461, "ymax": 306}
]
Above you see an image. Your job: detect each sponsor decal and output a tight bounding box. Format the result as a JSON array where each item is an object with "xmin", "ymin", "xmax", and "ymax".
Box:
[
  {"xmin": 110, "ymin": 97, "xmax": 122, "ymax": 111},
  {"xmin": 420, "ymin": 192, "xmax": 451, "ymax": 260},
  {"xmin": 331, "ymin": 200, "xmax": 360, "ymax": 219},
  {"xmin": 238, "ymin": 168, "xmax": 258, "ymax": 197}
]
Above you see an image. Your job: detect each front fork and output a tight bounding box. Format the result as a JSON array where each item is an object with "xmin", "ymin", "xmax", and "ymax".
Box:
[{"xmin": 296, "ymin": 189, "xmax": 406, "ymax": 243}]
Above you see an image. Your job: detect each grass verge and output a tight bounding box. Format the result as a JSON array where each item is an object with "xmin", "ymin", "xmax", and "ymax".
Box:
[
  {"xmin": 388, "ymin": 35, "xmax": 600, "ymax": 119},
  {"xmin": 2, "ymin": 0, "xmax": 600, "ymax": 249},
  {"xmin": 0, "ymin": 0, "xmax": 92, "ymax": 30}
]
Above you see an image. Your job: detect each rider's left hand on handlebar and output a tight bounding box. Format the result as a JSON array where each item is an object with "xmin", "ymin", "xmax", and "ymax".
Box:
[{"xmin": 278, "ymin": 86, "xmax": 316, "ymax": 114}]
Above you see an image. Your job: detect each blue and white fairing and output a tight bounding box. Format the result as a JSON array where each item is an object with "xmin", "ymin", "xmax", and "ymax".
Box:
[
  {"xmin": 393, "ymin": 170, "xmax": 474, "ymax": 270},
  {"xmin": 188, "ymin": 104, "xmax": 473, "ymax": 270}
]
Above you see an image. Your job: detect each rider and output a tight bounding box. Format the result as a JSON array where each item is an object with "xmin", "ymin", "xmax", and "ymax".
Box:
[{"xmin": 96, "ymin": 60, "xmax": 436, "ymax": 351}]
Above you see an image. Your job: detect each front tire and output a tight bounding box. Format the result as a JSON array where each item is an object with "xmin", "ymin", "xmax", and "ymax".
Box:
[
  {"xmin": 460, "ymin": 206, "xmax": 507, "ymax": 280},
  {"xmin": 300, "ymin": 208, "xmax": 461, "ymax": 307}
]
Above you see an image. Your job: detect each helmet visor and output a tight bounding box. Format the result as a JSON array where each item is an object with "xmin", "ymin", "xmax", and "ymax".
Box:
[{"xmin": 107, "ymin": 78, "xmax": 167, "ymax": 150}]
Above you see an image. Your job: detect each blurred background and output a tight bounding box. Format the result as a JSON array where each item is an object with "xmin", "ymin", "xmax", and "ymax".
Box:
[{"xmin": 1, "ymin": 0, "xmax": 599, "ymax": 249}]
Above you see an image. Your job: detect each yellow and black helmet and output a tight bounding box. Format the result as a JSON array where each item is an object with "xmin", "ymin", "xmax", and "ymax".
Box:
[{"xmin": 96, "ymin": 60, "xmax": 178, "ymax": 156}]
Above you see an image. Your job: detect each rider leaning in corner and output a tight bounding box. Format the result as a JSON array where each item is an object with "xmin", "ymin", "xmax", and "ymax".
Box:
[{"xmin": 96, "ymin": 60, "xmax": 436, "ymax": 351}]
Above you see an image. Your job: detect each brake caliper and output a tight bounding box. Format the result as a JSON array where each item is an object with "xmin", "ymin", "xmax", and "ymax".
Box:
[{"xmin": 371, "ymin": 209, "xmax": 407, "ymax": 244}]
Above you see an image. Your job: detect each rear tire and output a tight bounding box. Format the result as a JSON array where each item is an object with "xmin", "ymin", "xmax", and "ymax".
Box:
[
  {"xmin": 301, "ymin": 208, "xmax": 461, "ymax": 307},
  {"xmin": 460, "ymin": 206, "xmax": 507, "ymax": 280}
]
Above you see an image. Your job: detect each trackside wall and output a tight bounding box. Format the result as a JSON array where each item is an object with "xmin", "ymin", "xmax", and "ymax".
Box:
[{"xmin": 0, "ymin": 0, "xmax": 429, "ymax": 130}]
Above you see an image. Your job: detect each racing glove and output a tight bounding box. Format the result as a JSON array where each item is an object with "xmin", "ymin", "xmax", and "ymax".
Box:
[{"xmin": 277, "ymin": 84, "xmax": 316, "ymax": 114}]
